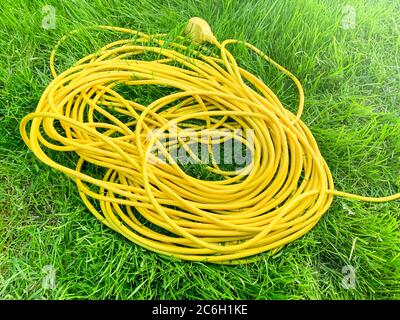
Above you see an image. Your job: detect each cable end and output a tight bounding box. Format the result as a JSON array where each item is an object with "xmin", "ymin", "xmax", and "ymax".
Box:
[{"xmin": 184, "ymin": 17, "xmax": 217, "ymax": 44}]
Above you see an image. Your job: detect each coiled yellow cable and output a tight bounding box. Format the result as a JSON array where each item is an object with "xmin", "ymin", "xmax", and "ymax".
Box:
[{"xmin": 20, "ymin": 19, "xmax": 399, "ymax": 264}]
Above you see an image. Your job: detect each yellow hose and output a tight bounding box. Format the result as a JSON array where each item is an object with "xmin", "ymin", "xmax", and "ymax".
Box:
[{"xmin": 20, "ymin": 20, "xmax": 399, "ymax": 264}]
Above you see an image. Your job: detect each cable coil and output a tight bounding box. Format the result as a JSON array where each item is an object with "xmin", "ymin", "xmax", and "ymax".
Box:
[{"xmin": 20, "ymin": 20, "xmax": 400, "ymax": 263}]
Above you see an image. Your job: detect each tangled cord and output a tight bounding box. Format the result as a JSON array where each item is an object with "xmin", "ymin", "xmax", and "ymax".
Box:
[{"xmin": 20, "ymin": 19, "xmax": 400, "ymax": 264}]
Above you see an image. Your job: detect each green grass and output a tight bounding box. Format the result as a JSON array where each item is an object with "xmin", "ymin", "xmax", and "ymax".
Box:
[{"xmin": 1, "ymin": 0, "xmax": 399, "ymax": 299}]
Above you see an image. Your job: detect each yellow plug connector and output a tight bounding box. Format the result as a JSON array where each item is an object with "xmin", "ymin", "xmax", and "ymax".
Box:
[{"xmin": 184, "ymin": 17, "xmax": 217, "ymax": 44}]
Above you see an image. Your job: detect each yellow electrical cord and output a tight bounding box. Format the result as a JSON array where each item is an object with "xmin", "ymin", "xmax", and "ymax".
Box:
[{"xmin": 20, "ymin": 18, "xmax": 400, "ymax": 264}]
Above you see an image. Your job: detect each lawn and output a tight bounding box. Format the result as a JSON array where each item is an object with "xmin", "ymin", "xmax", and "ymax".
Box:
[{"xmin": 0, "ymin": 0, "xmax": 399, "ymax": 299}]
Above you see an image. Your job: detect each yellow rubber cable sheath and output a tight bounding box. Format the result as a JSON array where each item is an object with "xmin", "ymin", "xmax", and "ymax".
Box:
[{"xmin": 20, "ymin": 21, "xmax": 400, "ymax": 264}]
